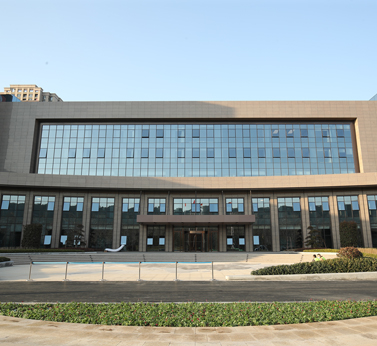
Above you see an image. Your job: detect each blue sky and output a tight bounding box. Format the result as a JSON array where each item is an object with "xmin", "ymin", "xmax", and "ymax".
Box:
[{"xmin": 2, "ymin": 0, "xmax": 377, "ymax": 101}]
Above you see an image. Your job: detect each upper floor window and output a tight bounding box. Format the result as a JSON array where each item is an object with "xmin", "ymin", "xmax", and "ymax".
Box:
[
  {"xmin": 226, "ymin": 198, "xmax": 244, "ymax": 214},
  {"xmin": 148, "ymin": 198, "xmax": 166, "ymax": 214}
]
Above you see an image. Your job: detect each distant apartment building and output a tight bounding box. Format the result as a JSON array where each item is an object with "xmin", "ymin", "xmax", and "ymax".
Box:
[{"xmin": 1, "ymin": 84, "xmax": 62, "ymax": 102}]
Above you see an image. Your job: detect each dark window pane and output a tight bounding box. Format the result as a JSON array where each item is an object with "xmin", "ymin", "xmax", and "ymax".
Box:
[
  {"xmin": 229, "ymin": 148, "xmax": 236, "ymax": 158},
  {"xmin": 337, "ymin": 129, "xmax": 344, "ymax": 137},
  {"xmin": 207, "ymin": 148, "xmax": 214, "ymax": 158},
  {"xmin": 98, "ymin": 148, "xmax": 105, "ymax": 158},
  {"xmin": 141, "ymin": 148, "xmax": 149, "ymax": 158},
  {"xmin": 309, "ymin": 202, "xmax": 316, "ymax": 211},
  {"xmin": 156, "ymin": 129, "xmax": 164, "ymax": 138},
  {"xmin": 339, "ymin": 148, "xmax": 346, "ymax": 158},
  {"xmin": 302, "ymin": 148, "xmax": 310, "ymax": 158},
  {"xmin": 288, "ymin": 148, "xmax": 295, "ymax": 158},
  {"xmin": 322, "ymin": 202, "xmax": 330, "ymax": 211},
  {"xmin": 83, "ymin": 148, "xmax": 90, "ymax": 158},
  {"xmin": 301, "ymin": 129, "xmax": 308, "ymax": 138},
  {"xmin": 127, "ymin": 149, "xmax": 134, "ymax": 158},
  {"xmin": 243, "ymin": 148, "xmax": 251, "ymax": 158},
  {"xmin": 193, "ymin": 148, "xmax": 200, "ymax": 158},
  {"xmin": 273, "ymin": 148, "xmax": 280, "ymax": 158},
  {"xmin": 142, "ymin": 129, "xmax": 149, "ymax": 138},
  {"xmin": 156, "ymin": 148, "xmax": 163, "ymax": 158},
  {"xmin": 39, "ymin": 148, "xmax": 47, "ymax": 158},
  {"xmin": 192, "ymin": 129, "xmax": 200, "ymax": 138},
  {"xmin": 258, "ymin": 148, "xmax": 265, "ymax": 158},
  {"xmin": 68, "ymin": 149, "xmax": 76, "ymax": 158},
  {"xmin": 293, "ymin": 202, "xmax": 300, "ymax": 211},
  {"xmin": 352, "ymin": 201, "xmax": 359, "ymax": 211}
]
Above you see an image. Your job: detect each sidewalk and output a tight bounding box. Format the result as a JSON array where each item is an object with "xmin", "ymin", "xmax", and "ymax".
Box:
[{"xmin": 1, "ymin": 314, "xmax": 377, "ymax": 346}]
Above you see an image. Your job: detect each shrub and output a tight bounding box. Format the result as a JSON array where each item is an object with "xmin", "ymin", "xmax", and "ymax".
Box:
[
  {"xmin": 337, "ymin": 247, "xmax": 363, "ymax": 259},
  {"xmin": 0, "ymin": 257, "xmax": 10, "ymax": 262},
  {"xmin": 251, "ymin": 257, "xmax": 377, "ymax": 275},
  {"xmin": 21, "ymin": 224, "xmax": 42, "ymax": 249},
  {"xmin": 304, "ymin": 226, "xmax": 325, "ymax": 248},
  {"xmin": 339, "ymin": 221, "xmax": 359, "ymax": 247}
]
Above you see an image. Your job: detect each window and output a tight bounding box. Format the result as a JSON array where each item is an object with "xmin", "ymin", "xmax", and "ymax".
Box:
[
  {"xmin": 192, "ymin": 148, "xmax": 200, "ymax": 158},
  {"xmin": 288, "ymin": 148, "xmax": 295, "ymax": 158},
  {"xmin": 324, "ymin": 148, "xmax": 332, "ymax": 158},
  {"xmin": 207, "ymin": 148, "xmax": 214, "ymax": 158},
  {"xmin": 286, "ymin": 129, "xmax": 294, "ymax": 138},
  {"xmin": 1, "ymin": 200, "xmax": 10, "ymax": 210},
  {"xmin": 126, "ymin": 148, "xmax": 134, "ymax": 158},
  {"xmin": 226, "ymin": 203, "xmax": 232, "ymax": 213},
  {"xmin": 258, "ymin": 148, "xmax": 265, "ymax": 158},
  {"xmin": 209, "ymin": 202, "xmax": 218, "ymax": 213},
  {"xmin": 63, "ymin": 202, "xmax": 70, "ymax": 211},
  {"xmin": 142, "ymin": 129, "xmax": 149, "ymax": 138},
  {"xmin": 322, "ymin": 129, "xmax": 329, "ymax": 137},
  {"xmin": 156, "ymin": 148, "xmax": 163, "ymax": 158},
  {"xmin": 48, "ymin": 96, "xmax": 53, "ymax": 102},
  {"xmin": 368, "ymin": 200, "xmax": 377, "ymax": 210},
  {"xmin": 229, "ymin": 148, "xmax": 236, "ymax": 158},
  {"xmin": 156, "ymin": 129, "xmax": 164, "ymax": 138},
  {"xmin": 252, "ymin": 203, "xmax": 258, "ymax": 212},
  {"xmin": 293, "ymin": 202, "xmax": 300, "ymax": 211},
  {"xmin": 339, "ymin": 148, "xmax": 346, "ymax": 158},
  {"xmin": 77, "ymin": 202, "xmax": 83, "ymax": 211},
  {"xmin": 39, "ymin": 148, "xmax": 47, "ymax": 158},
  {"xmin": 83, "ymin": 148, "xmax": 91, "ymax": 158},
  {"xmin": 309, "ymin": 202, "xmax": 316, "ymax": 211},
  {"xmin": 177, "ymin": 149, "xmax": 185, "ymax": 158},
  {"xmin": 271, "ymin": 129, "xmax": 279, "ymax": 138},
  {"xmin": 178, "ymin": 129, "xmax": 185, "ymax": 138},
  {"xmin": 97, "ymin": 148, "xmax": 105, "ymax": 158},
  {"xmin": 352, "ymin": 201, "xmax": 359, "ymax": 211},
  {"xmin": 322, "ymin": 202, "xmax": 329, "ymax": 211},
  {"xmin": 338, "ymin": 201, "xmax": 345, "ymax": 211},
  {"xmin": 191, "ymin": 203, "xmax": 201, "ymax": 213},
  {"xmin": 273, "ymin": 148, "xmax": 280, "ymax": 158},
  {"xmin": 141, "ymin": 148, "xmax": 149, "ymax": 158},
  {"xmin": 122, "ymin": 203, "xmax": 129, "ymax": 212},
  {"xmin": 302, "ymin": 148, "xmax": 310, "ymax": 158},
  {"xmin": 47, "ymin": 201, "xmax": 55, "ymax": 211},
  {"xmin": 337, "ymin": 129, "xmax": 344, "ymax": 137},
  {"xmin": 243, "ymin": 148, "xmax": 251, "ymax": 158},
  {"xmin": 192, "ymin": 129, "xmax": 200, "ymax": 138},
  {"xmin": 68, "ymin": 148, "xmax": 76, "ymax": 158},
  {"xmin": 301, "ymin": 129, "xmax": 308, "ymax": 138}
]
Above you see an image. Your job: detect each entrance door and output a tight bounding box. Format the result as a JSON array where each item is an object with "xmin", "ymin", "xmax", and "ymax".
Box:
[{"xmin": 188, "ymin": 231, "xmax": 204, "ymax": 252}]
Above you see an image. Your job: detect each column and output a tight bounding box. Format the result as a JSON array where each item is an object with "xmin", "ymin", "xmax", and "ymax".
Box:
[
  {"xmin": 329, "ymin": 194, "xmax": 340, "ymax": 249},
  {"xmin": 270, "ymin": 194, "xmax": 279, "ymax": 252}
]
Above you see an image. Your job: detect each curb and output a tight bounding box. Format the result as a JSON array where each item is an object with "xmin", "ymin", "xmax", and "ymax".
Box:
[
  {"xmin": 226, "ymin": 271, "xmax": 377, "ymax": 281},
  {"xmin": 0, "ymin": 261, "xmax": 14, "ymax": 268}
]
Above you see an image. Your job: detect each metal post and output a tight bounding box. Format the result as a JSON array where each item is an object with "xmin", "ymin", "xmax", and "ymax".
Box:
[
  {"xmin": 100, "ymin": 261, "xmax": 106, "ymax": 281},
  {"xmin": 138, "ymin": 261, "xmax": 142, "ymax": 281},
  {"xmin": 63, "ymin": 262, "xmax": 69, "ymax": 281},
  {"xmin": 211, "ymin": 261, "xmax": 216, "ymax": 281},
  {"xmin": 27, "ymin": 262, "xmax": 33, "ymax": 281},
  {"xmin": 174, "ymin": 261, "xmax": 179, "ymax": 281}
]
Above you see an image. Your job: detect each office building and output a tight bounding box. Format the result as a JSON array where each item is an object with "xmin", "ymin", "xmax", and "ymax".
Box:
[{"xmin": 0, "ymin": 99, "xmax": 377, "ymax": 252}]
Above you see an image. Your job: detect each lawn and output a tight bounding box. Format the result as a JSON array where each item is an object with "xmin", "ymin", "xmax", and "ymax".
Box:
[{"xmin": 0, "ymin": 301, "xmax": 377, "ymax": 327}]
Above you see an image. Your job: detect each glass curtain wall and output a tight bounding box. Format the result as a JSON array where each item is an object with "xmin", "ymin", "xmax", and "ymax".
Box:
[
  {"xmin": 367, "ymin": 195, "xmax": 377, "ymax": 247},
  {"xmin": 60, "ymin": 197, "xmax": 84, "ymax": 247},
  {"xmin": 252, "ymin": 198, "xmax": 272, "ymax": 251},
  {"xmin": 89, "ymin": 198, "xmax": 114, "ymax": 249},
  {"xmin": 308, "ymin": 197, "xmax": 332, "ymax": 248},
  {"xmin": 121, "ymin": 198, "xmax": 140, "ymax": 251},
  {"xmin": 37, "ymin": 123, "xmax": 355, "ymax": 177},
  {"xmin": 173, "ymin": 226, "xmax": 219, "ymax": 252},
  {"xmin": 278, "ymin": 197, "xmax": 302, "ymax": 250},
  {"xmin": 337, "ymin": 196, "xmax": 363, "ymax": 247},
  {"xmin": 32, "ymin": 196, "xmax": 55, "ymax": 248},
  {"xmin": 0, "ymin": 195, "xmax": 25, "ymax": 247}
]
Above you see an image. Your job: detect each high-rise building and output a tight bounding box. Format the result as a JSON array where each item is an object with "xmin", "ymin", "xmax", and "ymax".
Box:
[
  {"xmin": 1, "ymin": 84, "xmax": 62, "ymax": 102},
  {"xmin": 0, "ymin": 98, "xmax": 377, "ymax": 252}
]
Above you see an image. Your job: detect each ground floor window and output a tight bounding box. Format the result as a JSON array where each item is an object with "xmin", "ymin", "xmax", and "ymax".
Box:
[
  {"xmin": 120, "ymin": 225, "xmax": 139, "ymax": 251},
  {"xmin": 147, "ymin": 226, "xmax": 165, "ymax": 251},
  {"xmin": 173, "ymin": 226, "xmax": 218, "ymax": 252},
  {"xmin": 226, "ymin": 226, "xmax": 245, "ymax": 251}
]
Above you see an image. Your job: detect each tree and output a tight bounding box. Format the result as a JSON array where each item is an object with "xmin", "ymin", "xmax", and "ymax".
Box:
[
  {"xmin": 304, "ymin": 226, "xmax": 325, "ymax": 248},
  {"xmin": 339, "ymin": 221, "xmax": 359, "ymax": 247},
  {"xmin": 21, "ymin": 224, "xmax": 42, "ymax": 248},
  {"xmin": 295, "ymin": 229, "xmax": 303, "ymax": 248}
]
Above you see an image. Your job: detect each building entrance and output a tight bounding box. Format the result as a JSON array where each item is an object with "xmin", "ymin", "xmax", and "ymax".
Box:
[{"xmin": 173, "ymin": 226, "xmax": 218, "ymax": 252}]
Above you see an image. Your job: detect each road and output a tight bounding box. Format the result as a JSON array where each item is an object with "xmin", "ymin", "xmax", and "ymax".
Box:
[{"xmin": 1, "ymin": 281, "xmax": 377, "ymax": 303}]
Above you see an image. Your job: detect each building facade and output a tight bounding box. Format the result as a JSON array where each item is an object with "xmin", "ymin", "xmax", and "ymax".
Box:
[
  {"xmin": 1, "ymin": 84, "xmax": 62, "ymax": 102},
  {"xmin": 1, "ymin": 100, "xmax": 377, "ymax": 251}
]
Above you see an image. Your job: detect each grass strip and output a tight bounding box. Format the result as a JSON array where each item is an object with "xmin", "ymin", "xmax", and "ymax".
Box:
[{"xmin": 1, "ymin": 301, "xmax": 377, "ymax": 327}]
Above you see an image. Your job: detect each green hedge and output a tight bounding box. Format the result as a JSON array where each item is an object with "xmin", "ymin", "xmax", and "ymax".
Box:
[
  {"xmin": 251, "ymin": 257, "xmax": 377, "ymax": 275},
  {"xmin": 1, "ymin": 301, "xmax": 377, "ymax": 326},
  {"xmin": 0, "ymin": 257, "xmax": 10, "ymax": 262}
]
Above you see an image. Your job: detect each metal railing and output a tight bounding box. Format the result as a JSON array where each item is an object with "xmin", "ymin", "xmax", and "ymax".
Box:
[{"xmin": 26, "ymin": 261, "xmax": 217, "ymax": 282}]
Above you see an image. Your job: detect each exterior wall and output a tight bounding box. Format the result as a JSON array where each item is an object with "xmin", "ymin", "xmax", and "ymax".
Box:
[{"xmin": 1, "ymin": 101, "xmax": 377, "ymax": 250}]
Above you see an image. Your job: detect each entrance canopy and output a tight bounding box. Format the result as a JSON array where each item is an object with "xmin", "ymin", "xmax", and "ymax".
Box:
[{"xmin": 137, "ymin": 215, "xmax": 255, "ymax": 226}]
